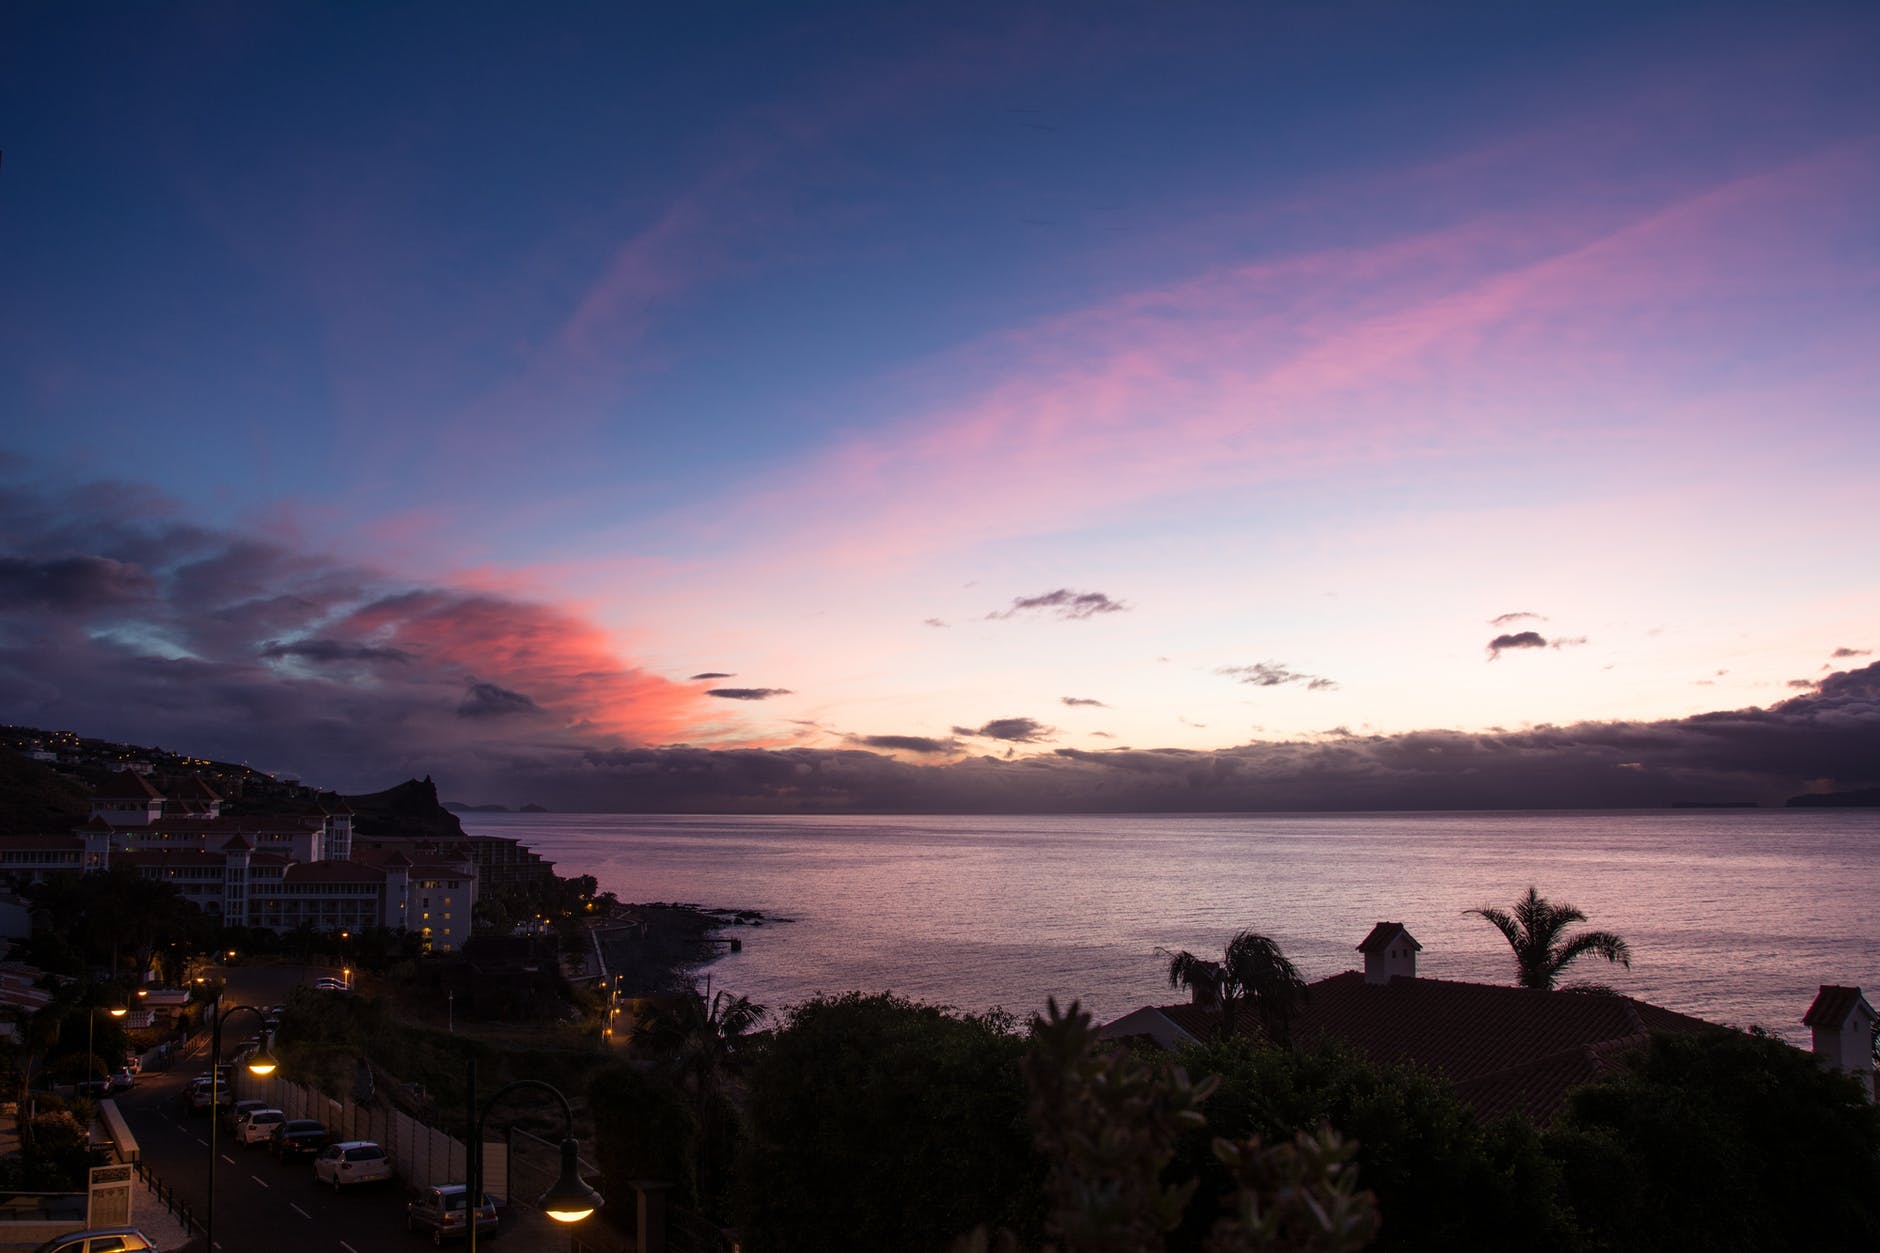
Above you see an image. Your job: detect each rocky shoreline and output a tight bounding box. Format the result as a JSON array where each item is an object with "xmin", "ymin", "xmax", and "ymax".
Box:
[{"xmin": 597, "ymin": 901, "xmax": 781, "ymax": 996}]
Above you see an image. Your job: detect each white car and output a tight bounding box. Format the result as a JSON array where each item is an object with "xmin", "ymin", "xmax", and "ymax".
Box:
[
  {"xmin": 235, "ymin": 1108, "xmax": 285, "ymax": 1146},
  {"xmin": 314, "ymin": 1140, "xmax": 391, "ymax": 1189}
]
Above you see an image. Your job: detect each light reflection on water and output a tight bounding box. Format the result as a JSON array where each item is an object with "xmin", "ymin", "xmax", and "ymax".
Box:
[{"xmin": 465, "ymin": 810, "xmax": 1879, "ymax": 1032}]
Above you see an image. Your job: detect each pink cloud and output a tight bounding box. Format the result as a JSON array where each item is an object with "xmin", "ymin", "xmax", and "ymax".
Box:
[{"xmin": 690, "ymin": 137, "xmax": 1878, "ymax": 571}]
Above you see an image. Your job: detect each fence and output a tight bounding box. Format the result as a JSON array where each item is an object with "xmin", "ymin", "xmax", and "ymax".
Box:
[
  {"xmin": 133, "ymin": 1159, "xmax": 199, "ymax": 1236},
  {"xmin": 231, "ymin": 1069, "xmax": 507, "ymax": 1197}
]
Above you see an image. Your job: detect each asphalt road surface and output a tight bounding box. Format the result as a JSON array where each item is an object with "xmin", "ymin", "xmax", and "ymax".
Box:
[{"xmin": 120, "ymin": 964, "xmax": 572, "ymax": 1252}]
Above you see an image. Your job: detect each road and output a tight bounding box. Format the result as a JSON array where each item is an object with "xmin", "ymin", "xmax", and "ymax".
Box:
[
  {"xmin": 122, "ymin": 1050, "xmax": 418, "ymax": 1252},
  {"xmin": 120, "ymin": 963, "xmax": 561, "ymax": 1252}
]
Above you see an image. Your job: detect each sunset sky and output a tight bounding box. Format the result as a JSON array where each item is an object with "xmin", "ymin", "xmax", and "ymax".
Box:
[{"xmin": 2, "ymin": 2, "xmax": 1876, "ymax": 809}]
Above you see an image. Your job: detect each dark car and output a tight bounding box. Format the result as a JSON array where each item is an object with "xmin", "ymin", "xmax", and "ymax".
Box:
[
  {"xmin": 270, "ymin": 1118, "xmax": 329, "ymax": 1159},
  {"xmin": 406, "ymin": 1184, "xmax": 499, "ymax": 1244}
]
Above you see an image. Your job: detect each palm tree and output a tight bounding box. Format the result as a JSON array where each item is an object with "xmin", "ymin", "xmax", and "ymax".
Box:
[
  {"xmin": 1467, "ymin": 886, "xmax": 1632, "ymax": 990},
  {"xmin": 639, "ymin": 985, "xmax": 766, "ymax": 1212},
  {"xmin": 1161, "ymin": 929, "xmax": 1309, "ymax": 1044}
]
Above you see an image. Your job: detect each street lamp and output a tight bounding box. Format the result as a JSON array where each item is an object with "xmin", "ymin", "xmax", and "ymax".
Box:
[
  {"xmin": 206, "ymin": 1002, "xmax": 279, "ymax": 1253},
  {"xmin": 84, "ymin": 999, "xmax": 128, "ymax": 1090},
  {"xmin": 465, "ymin": 1058, "xmax": 601, "ymax": 1252}
]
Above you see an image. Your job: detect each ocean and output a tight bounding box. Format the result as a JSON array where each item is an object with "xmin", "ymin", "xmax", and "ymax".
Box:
[{"xmin": 462, "ymin": 809, "xmax": 1879, "ymax": 1033}]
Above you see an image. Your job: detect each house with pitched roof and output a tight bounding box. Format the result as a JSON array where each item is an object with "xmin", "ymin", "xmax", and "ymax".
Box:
[
  {"xmin": 1102, "ymin": 922, "xmax": 1873, "ymax": 1122},
  {"xmin": 1803, "ymin": 985, "xmax": 1877, "ymax": 1099}
]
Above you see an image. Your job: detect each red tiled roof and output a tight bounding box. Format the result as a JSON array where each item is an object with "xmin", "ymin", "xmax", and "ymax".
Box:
[
  {"xmin": 1802, "ymin": 985, "xmax": 1874, "ymax": 1028},
  {"xmin": 0, "ymin": 834, "xmax": 83, "ymax": 850},
  {"xmin": 1356, "ymin": 922, "xmax": 1420, "ymax": 953},
  {"xmin": 1149, "ymin": 971, "xmax": 1718, "ymax": 1123},
  {"xmin": 170, "ymin": 776, "xmax": 224, "ymax": 802},
  {"xmin": 85, "ymin": 814, "xmax": 321, "ymax": 835},
  {"xmin": 92, "ymin": 772, "xmax": 164, "ymax": 800},
  {"xmin": 220, "ymin": 835, "xmax": 253, "ymax": 852},
  {"xmin": 282, "ymin": 860, "xmax": 385, "ymax": 884},
  {"xmin": 1449, "ymin": 1034, "xmax": 1647, "ymax": 1123}
]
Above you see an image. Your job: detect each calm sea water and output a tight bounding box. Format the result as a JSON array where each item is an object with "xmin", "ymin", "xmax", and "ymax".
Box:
[{"xmin": 463, "ymin": 810, "xmax": 1879, "ymax": 1034}]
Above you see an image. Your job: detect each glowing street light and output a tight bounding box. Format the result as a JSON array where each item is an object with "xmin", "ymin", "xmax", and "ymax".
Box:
[
  {"xmin": 464, "ymin": 1058, "xmax": 601, "ymax": 1251},
  {"xmin": 206, "ymin": 1003, "xmax": 280, "ymax": 1252}
]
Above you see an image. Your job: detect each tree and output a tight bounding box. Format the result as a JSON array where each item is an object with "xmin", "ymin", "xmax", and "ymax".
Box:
[
  {"xmin": 953, "ymin": 1001, "xmax": 1379, "ymax": 1253},
  {"xmin": 637, "ymin": 985, "xmax": 767, "ymax": 1215},
  {"xmin": 1162, "ymin": 931, "xmax": 1309, "ymax": 1044},
  {"xmin": 1545, "ymin": 1027, "xmax": 1880, "ymax": 1251},
  {"xmin": 1173, "ymin": 1036, "xmax": 1567, "ymax": 1253},
  {"xmin": 1465, "ymin": 887, "xmax": 1630, "ymax": 991},
  {"xmin": 739, "ymin": 993, "xmax": 1041, "ymax": 1251}
]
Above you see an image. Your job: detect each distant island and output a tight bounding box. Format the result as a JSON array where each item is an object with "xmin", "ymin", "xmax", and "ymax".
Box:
[{"xmin": 1785, "ymin": 787, "xmax": 1880, "ymax": 808}]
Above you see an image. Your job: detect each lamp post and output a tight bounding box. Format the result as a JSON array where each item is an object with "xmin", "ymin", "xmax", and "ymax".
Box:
[
  {"xmin": 85, "ymin": 1000, "xmax": 128, "ymax": 1089},
  {"xmin": 206, "ymin": 1002, "xmax": 278, "ymax": 1253},
  {"xmin": 465, "ymin": 1057, "xmax": 601, "ymax": 1253}
]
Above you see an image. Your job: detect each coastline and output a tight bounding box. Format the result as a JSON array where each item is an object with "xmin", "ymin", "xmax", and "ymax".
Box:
[{"xmin": 596, "ymin": 902, "xmax": 776, "ymax": 997}]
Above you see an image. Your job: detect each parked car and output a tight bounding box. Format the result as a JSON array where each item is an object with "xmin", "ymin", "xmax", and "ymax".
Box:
[
  {"xmin": 406, "ymin": 1184, "xmax": 499, "ymax": 1245},
  {"xmin": 31, "ymin": 1227, "xmax": 159, "ymax": 1252},
  {"xmin": 269, "ymin": 1118, "xmax": 329, "ymax": 1159},
  {"xmin": 187, "ymin": 1080, "xmax": 229, "ymax": 1114},
  {"xmin": 314, "ymin": 1140, "xmax": 391, "ymax": 1190},
  {"xmin": 235, "ymin": 1108, "xmax": 285, "ymax": 1146},
  {"xmin": 224, "ymin": 1099, "xmax": 268, "ymax": 1130},
  {"xmin": 108, "ymin": 1068, "xmax": 135, "ymax": 1092}
]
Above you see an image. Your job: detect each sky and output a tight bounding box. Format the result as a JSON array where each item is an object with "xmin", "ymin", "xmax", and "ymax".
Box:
[{"xmin": 1, "ymin": 1, "xmax": 1876, "ymax": 810}]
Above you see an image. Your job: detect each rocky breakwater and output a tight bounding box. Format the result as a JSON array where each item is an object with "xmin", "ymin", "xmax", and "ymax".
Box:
[{"xmin": 598, "ymin": 903, "xmax": 778, "ymax": 996}]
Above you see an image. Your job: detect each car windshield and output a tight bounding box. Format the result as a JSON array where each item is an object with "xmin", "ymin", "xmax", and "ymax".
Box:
[
  {"xmin": 442, "ymin": 1192, "xmax": 493, "ymax": 1211},
  {"xmin": 285, "ymin": 1121, "xmax": 321, "ymax": 1132},
  {"xmin": 346, "ymin": 1146, "xmax": 385, "ymax": 1161}
]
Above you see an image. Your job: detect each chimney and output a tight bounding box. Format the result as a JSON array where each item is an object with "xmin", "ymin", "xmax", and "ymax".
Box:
[
  {"xmin": 1802, "ymin": 985, "xmax": 1876, "ymax": 1100},
  {"xmin": 1357, "ymin": 922, "xmax": 1421, "ymax": 985}
]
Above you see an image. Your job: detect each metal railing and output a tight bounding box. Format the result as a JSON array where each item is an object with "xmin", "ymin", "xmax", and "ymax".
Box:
[{"xmin": 134, "ymin": 1159, "xmax": 201, "ymax": 1236}]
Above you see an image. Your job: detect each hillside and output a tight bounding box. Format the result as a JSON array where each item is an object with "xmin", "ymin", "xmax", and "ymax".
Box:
[
  {"xmin": 0, "ymin": 750, "xmax": 90, "ymax": 835},
  {"xmin": 339, "ymin": 776, "xmax": 468, "ymax": 840}
]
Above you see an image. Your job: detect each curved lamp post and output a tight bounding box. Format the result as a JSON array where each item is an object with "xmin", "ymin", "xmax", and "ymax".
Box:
[
  {"xmin": 207, "ymin": 1002, "xmax": 278, "ymax": 1253},
  {"xmin": 466, "ymin": 1058, "xmax": 602, "ymax": 1253}
]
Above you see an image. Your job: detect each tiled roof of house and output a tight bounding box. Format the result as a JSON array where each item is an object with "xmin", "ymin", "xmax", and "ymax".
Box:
[
  {"xmin": 282, "ymin": 860, "xmax": 385, "ymax": 884},
  {"xmin": 170, "ymin": 776, "xmax": 224, "ymax": 802},
  {"xmin": 1356, "ymin": 922, "xmax": 1419, "ymax": 953},
  {"xmin": 1802, "ymin": 984, "xmax": 1875, "ymax": 1028},
  {"xmin": 0, "ymin": 834, "xmax": 83, "ymax": 850},
  {"xmin": 1146, "ymin": 970, "xmax": 1717, "ymax": 1123},
  {"xmin": 1448, "ymin": 1033, "xmax": 1650, "ymax": 1123},
  {"xmin": 93, "ymin": 772, "xmax": 164, "ymax": 800},
  {"xmin": 85, "ymin": 814, "xmax": 322, "ymax": 836}
]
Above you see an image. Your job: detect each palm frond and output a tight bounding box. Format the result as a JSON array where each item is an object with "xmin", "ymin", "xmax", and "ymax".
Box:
[{"xmin": 1554, "ymin": 929, "xmax": 1631, "ymax": 972}]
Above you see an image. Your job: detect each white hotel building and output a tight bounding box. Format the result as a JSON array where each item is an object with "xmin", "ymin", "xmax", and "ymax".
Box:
[{"xmin": 0, "ymin": 772, "xmax": 476, "ymax": 952}]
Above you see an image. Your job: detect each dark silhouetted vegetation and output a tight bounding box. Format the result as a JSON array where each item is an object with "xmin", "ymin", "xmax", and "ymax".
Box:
[
  {"xmin": 1545, "ymin": 1027, "xmax": 1880, "ymax": 1252},
  {"xmin": 1467, "ymin": 887, "xmax": 1631, "ymax": 990},
  {"xmin": 737, "ymin": 993, "xmax": 1042, "ymax": 1252}
]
